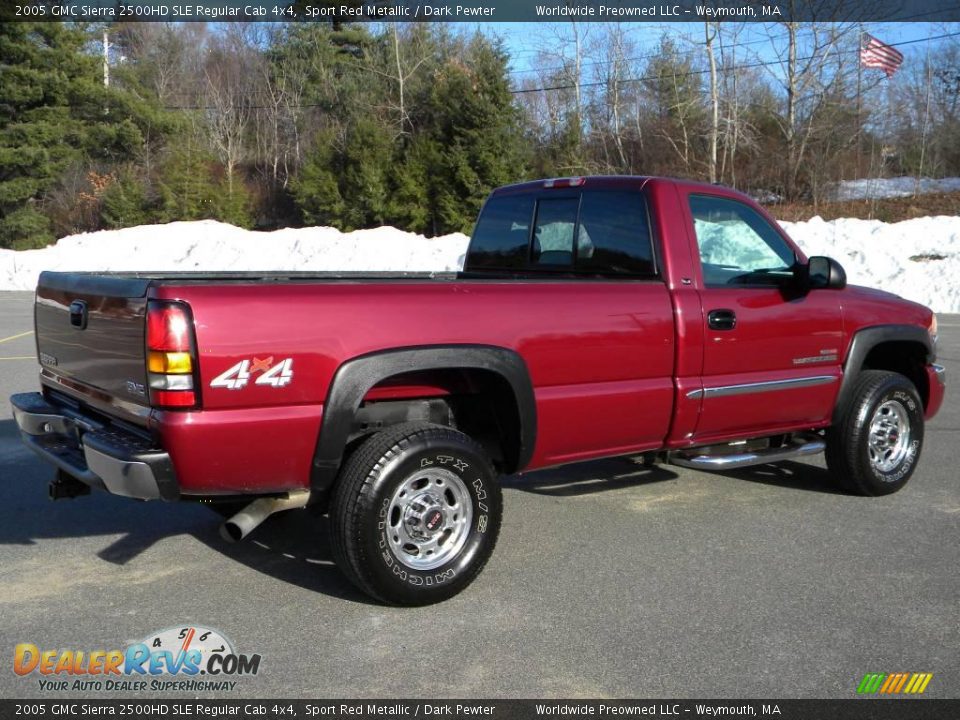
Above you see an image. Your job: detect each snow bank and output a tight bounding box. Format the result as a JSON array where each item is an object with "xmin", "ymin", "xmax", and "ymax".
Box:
[
  {"xmin": 0, "ymin": 220, "xmax": 470, "ymax": 291},
  {"xmin": 830, "ymin": 176, "xmax": 960, "ymax": 201},
  {"xmin": 781, "ymin": 215, "xmax": 960, "ymax": 314},
  {"xmin": 0, "ymin": 215, "xmax": 957, "ymax": 313}
]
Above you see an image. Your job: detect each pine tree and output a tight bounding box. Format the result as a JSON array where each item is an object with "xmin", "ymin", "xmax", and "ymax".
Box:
[
  {"xmin": 411, "ymin": 33, "xmax": 528, "ymax": 234},
  {"xmin": 0, "ymin": 22, "xmax": 172, "ymax": 248},
  {"xmin": 293, "ymin": 119, "xmax": 393, "ymax": 231},
  {"xmin": 0, "ymin": 23, "xmax": 91, "ymax": 248}
]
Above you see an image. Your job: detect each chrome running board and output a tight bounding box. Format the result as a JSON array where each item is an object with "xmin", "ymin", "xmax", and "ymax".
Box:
[{"xmin": 668, "ymin": 433, "xmax": 825, "ymax": 471}]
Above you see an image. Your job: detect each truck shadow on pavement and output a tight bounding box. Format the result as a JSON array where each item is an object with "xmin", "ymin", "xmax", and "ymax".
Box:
[
  {"xmin": 199, "ymin": 508, "xmax": 375, "ymax": 604},
  {"xmin": 1, "ymin": 417, "xmax": 845, "ymax": 605},
  {"xmin": 709, "ymin": 460, "xmax": 848, "ymax": 495},
  {"xmin": 503, "ymin": 455, "xmax": 679, "ymax": 496},
  {"xmin": 0, "ymin": 419, "xmax": 368, "ymax": 603},
  {"xmin": 503, "ymin": 452, "xmax": 846, "ymax": 496}
]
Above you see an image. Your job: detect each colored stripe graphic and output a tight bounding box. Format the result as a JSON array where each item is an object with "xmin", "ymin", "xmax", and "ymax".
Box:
[
  {"xmin": 858, "ymin": 672, "xmax": 932, "ymax": 694},
  {"xmin": 879, "ymin": 674, "xmax": 897, "ymax": 693},
  {"xmin": 857, "ymin": 673, "xmax": 886, "ymax": 693}
]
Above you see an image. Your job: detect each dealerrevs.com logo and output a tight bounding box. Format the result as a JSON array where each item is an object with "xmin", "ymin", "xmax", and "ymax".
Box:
[{"xmin": 14, "ymin": 626, "xmax": 261, "ymax": 692}]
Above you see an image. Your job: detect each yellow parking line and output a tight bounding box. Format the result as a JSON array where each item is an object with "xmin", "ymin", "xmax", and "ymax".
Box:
[
  {"xmin": 0, "ymin": 356, "xmax": 33, "ymax": 360},
  {"xmin": 0, "ymin": 330, "xmax": 33, "ymax": 345}
]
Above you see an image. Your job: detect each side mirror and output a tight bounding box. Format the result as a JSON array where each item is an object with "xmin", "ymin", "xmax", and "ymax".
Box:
[{"xmin": 805, "ymin": 256, "xmax": 847, "ymax": 290}]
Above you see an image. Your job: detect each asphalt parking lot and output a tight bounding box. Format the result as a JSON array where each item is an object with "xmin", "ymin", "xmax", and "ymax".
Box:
[{"xmin": 0, "ymin": 290, "xmax": 957, "ymax": 699}]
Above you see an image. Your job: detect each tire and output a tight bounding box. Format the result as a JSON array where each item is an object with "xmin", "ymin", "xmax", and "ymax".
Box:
[
  {"xmin": 826, "ymin": 370, "xmax": 925, "ymax": 496},
  {"xmin": 329, "ymin": 423, "xmax": 502, "ymax": 605}
]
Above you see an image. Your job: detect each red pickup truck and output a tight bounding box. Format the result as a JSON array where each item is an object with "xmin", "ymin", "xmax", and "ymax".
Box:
[{"xmin": 12, "ymin": 176, "xmax": 946, "ymax": 605}]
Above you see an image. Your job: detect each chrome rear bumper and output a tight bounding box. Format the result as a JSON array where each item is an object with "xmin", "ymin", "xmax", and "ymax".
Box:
[{"xmin": 11, "ymin": 392, "xmax": 178, "ymax": 501}]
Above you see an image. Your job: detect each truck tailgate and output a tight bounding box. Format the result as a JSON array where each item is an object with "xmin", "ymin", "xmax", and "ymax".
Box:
[{"xmin": 35, "ymin": 272, "xmax": 152, "ymax": 411}]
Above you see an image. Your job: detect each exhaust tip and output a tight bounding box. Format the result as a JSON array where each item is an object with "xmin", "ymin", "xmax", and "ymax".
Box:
[
  {"xmin": 218, "ymin": 491, "xmax": 310, "ymax": 543},
  {"xmin": 220, "ymin": 522, "xmax": 244, "ymax": 543}
]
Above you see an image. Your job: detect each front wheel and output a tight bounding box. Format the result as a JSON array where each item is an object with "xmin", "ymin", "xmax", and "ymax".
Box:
[
  {"xmin": 826, "ymin": 370, "xmax": 925, "ymax": 496},
  {"xmin": 329, "ymin": 423, "xmax": 502, "ymax": 605}
]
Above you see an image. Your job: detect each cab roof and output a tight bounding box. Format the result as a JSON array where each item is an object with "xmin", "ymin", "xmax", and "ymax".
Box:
[{"xmin": 489, "ymin": 175, "xmax": 761, "ymax": 205}]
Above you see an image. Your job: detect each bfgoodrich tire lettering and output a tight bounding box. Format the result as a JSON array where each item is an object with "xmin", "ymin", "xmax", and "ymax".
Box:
[
  {"xmin": 826, "ymin": 370, "xmax": 925, "ymax": 496},
  {"xmin": 330, "ymin": 423, "xmax": 502, "ymax": 605}
]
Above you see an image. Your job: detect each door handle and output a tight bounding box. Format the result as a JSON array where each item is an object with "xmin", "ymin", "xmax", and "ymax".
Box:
[{"xmin": 707, "ymin": 309, "xmax": 736, "ymax": 331}]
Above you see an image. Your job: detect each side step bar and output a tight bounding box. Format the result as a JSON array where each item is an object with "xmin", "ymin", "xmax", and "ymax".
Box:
[{"xmin": 668, "ymin": 433, "xmax": 825, "ymax": 471}]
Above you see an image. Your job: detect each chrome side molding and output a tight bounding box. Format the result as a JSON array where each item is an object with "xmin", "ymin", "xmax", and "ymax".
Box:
[{"xmin": 686, "ymin": 375, "xmax": 837, "ymax": 400}]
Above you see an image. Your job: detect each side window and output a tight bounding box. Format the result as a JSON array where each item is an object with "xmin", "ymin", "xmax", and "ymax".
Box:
[
  {"xmin": 531, "ymin": 198, "xmax": 578, "ymax": 267},
  {"xmin": 577, "ymin": 191, "xmax": 655, "ymax": 276},
  {"xmin": 689, "ymin": 195, "xmax": 796, "ymax": 287},
  {"xmin": 467, "ymin": 194, "xmax": 535, "ymax": 270}
]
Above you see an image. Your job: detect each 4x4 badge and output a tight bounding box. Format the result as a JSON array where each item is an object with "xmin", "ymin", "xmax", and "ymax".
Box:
[{"xmin": 210, "ymin": 357, "xmax": 294, "ymax": 390}]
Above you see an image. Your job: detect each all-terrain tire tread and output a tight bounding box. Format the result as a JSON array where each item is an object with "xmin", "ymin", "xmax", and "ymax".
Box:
[
  {"xmin": 825, "ymin": 370, "xmax": 921, "ymax": 496},
  {"xmin": 329, "ymin": 422, "xmax": 497, "ymax": 605}
]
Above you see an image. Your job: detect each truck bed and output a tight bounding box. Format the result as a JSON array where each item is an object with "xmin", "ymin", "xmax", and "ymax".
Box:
[{"xmin": 34, "ymin": 269, "xmax": 679, "ymax": 493}]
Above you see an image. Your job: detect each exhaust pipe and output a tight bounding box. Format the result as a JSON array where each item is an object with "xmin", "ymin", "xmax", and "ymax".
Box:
[{"xmin": 220, "ymin": 489, "xmax": 310, "ymax": 543}]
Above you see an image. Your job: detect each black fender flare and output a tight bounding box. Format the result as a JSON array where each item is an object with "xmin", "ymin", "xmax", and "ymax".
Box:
[
  {"xmin": 310, "ymin": 345, "xmax": 537, "ymax": 494},
  {"xmin": 833, "ymin": 324, "xmax": 934, "ymax": 423}
]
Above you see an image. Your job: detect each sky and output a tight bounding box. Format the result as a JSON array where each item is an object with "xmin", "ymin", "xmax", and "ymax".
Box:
[{"xmin": 471, "ymin": 21, "xmax": 953, "ymax": 80}]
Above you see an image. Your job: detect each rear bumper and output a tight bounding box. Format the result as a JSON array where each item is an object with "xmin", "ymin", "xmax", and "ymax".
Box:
[
  {"xmin": 925, "ymin": 363, "xmax": 946, "ymax": 420},
  {"xmin": 11, "ymin": 392, "xmax": 179, "ymax": 501}
]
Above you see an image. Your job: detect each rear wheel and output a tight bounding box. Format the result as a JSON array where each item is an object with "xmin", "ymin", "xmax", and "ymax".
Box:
[
  {"xmin": 826, "ymin": 370, "xmax": 925, "ymax": 496},
  {"xmin": 330, "ymin": 423, "xmax": 502, "ymax": 605}
]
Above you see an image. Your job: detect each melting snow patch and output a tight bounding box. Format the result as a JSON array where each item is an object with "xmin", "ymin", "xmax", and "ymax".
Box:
[{"xmin": 829, "ymin": 177, "xmax": 960, "ymax": 201}]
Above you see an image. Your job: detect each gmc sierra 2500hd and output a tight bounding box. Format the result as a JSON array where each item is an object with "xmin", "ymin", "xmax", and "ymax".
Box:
[{"xmin": 12, "ymin": 176, "xmax": 946, "ymax": 605}]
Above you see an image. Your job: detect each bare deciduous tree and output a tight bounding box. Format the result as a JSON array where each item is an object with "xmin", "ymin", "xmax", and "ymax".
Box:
[{"xmin": 203, "ymin": 26, "xmax": 258, "ymax": 197}]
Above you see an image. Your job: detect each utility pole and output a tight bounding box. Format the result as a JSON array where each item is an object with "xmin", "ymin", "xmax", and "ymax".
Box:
[
  {"xmin": 917, "ymin": 43, "xmax": 933, "ymax": 197},
  {"xmin": 102, "ymin": 28, "xmax": 109, "ymax": 88}
]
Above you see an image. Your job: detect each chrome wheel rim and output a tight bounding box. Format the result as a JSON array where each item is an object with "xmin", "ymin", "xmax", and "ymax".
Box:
[
  {"xmin": 868, "ymin": 400, "xmax": 911, "ymax": 473},
  {"xmin": 385, "ymin": 467, "xmax": 473, "ymax": 571}
]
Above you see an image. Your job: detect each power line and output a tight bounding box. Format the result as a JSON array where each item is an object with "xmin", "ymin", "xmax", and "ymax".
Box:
[
  {"xmin": 505, "ymin": 13, "xmax": 960, "ymax": 79},
  {"xmin": 506, "ymin": 30, "xmax": 791, "ymax": 77},
  {"xmin": 509, "ymin": 29, "xmax": 960, "ymax": 96},
  {"xmin": 155, "ymin": 27, "xmax": 960, "ymax": 110}
]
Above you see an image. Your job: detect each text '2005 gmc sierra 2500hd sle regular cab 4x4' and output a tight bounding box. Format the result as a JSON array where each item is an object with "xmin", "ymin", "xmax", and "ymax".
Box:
[{"xmin": 12, "ymin": 176, "xmax": 946, "ymax": 605}]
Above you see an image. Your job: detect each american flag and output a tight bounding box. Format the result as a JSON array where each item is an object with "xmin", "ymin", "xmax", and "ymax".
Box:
[{"xmin": 860, "ymin": 34, "xmax": 904, "ymax": 78}]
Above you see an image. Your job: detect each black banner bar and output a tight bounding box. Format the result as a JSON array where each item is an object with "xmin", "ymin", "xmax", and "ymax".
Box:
[
  {"xmin": 4, "ymin": 0, "xmax": 960, "ymax": 23},
  {"xmin": 1, "ymin": 700, "xmax": 959, "ymax": 720}
]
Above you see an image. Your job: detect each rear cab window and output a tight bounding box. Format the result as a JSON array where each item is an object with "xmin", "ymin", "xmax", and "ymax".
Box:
[
  {"xmin": 467, "ymin": 194, "xmax": 535, "ymax": 270},
  {"xmin": 467, "ymin": 188, "xmax": 657, "ymax": 278}
]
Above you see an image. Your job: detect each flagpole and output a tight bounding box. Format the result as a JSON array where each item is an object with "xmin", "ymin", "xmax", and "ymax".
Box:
[
  {"xmin": 917, "ymin": 40, "xmax": 933, "ymax": 198},
  {"xmin": 856, "ymin": 27, "xmax": 863, "ymax": 178}
]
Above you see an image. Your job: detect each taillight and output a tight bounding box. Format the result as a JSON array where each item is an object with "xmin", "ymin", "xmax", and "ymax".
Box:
[
  {"xmin": 146, "ymin": 301, "xmax": 198, "ymax": 409},
  {"xmin": 543, "ymin": 177, "xmax": 585, "ymax": 188}
]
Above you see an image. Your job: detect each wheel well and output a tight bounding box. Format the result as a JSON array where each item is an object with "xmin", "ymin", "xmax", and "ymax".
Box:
[
  {"xmin": 351, "ymin": 369, "xmax": 524, "ymax": 474},
  {"xmin": 861, "ymin": 341, "xmax": 929, "ymax": 409},
  {"xmin": 311, "ymin": 345, "xmax": 536, "ymax": 509}
]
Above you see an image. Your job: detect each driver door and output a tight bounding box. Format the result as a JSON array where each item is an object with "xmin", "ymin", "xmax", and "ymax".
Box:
[{"xmin": 686, "ymin": 192, "xmax": 843, "ymax": 443}]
